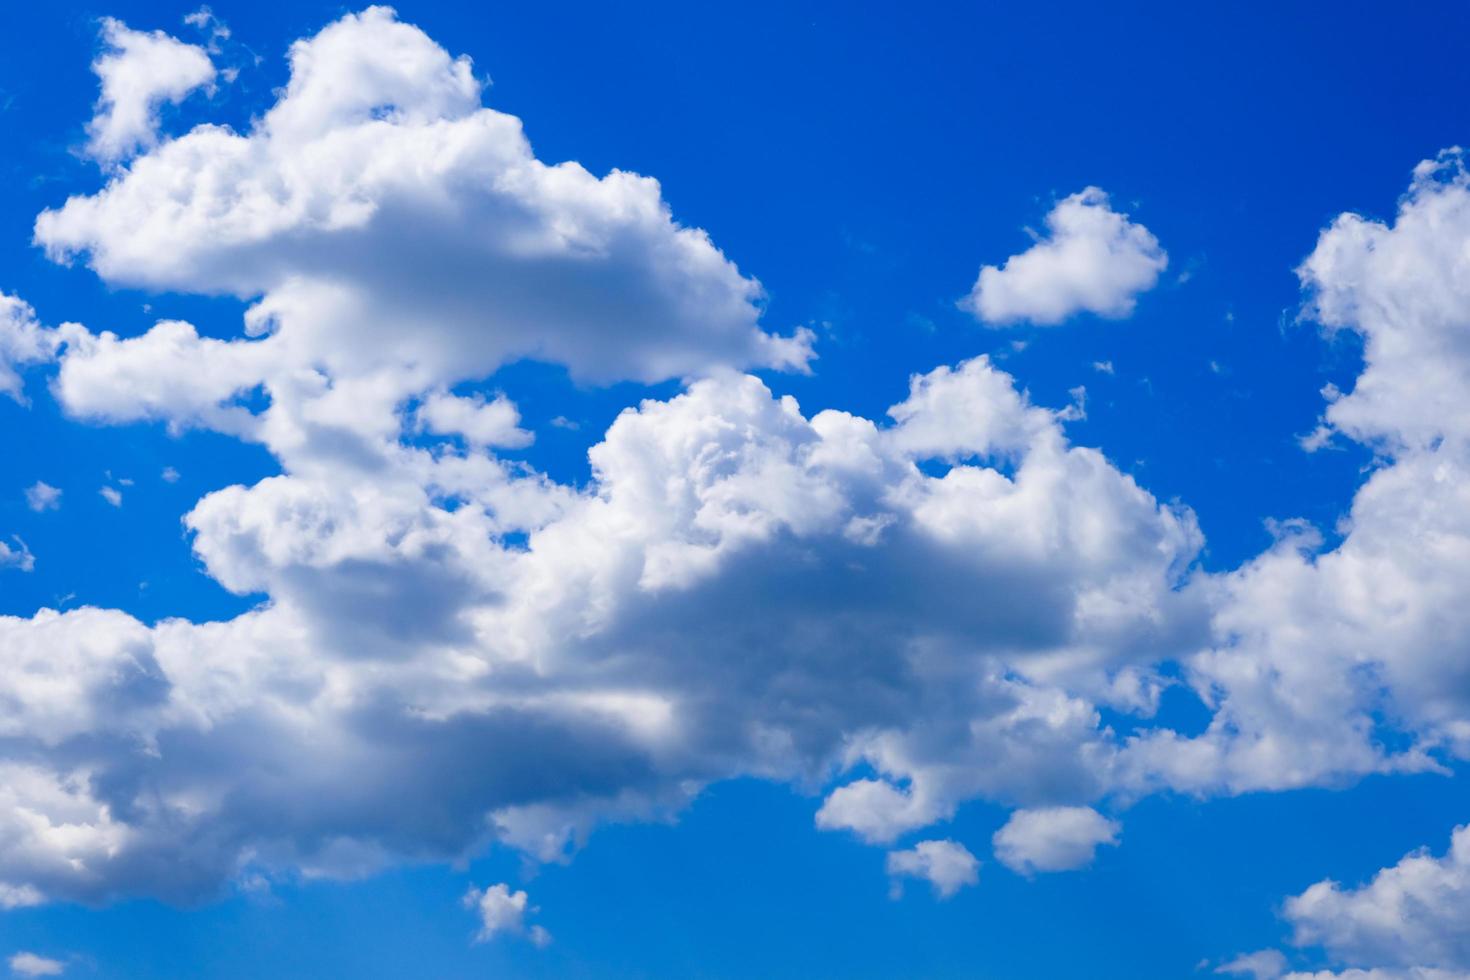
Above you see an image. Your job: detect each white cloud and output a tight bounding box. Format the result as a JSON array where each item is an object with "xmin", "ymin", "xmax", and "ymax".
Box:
[
  {"xmin": 963, "ymin": 188, "xmax": 1167, "ymax": 326},
  {"xmin": 885, "ymin": 839, "xmax": 979, "ymax": 898},
  {"xmin": 416, "ymin": 390, "xmax": 532, "ymax": 449},
  {"xmin": 0, "ymin": 538, "xmax": 33, "ymax": 574},
  {"xmin": 1220, "ymin": 825, "xmax": 1470, "ymax": 980},
  {"xmin": 463, "ymin": 883, "xmax": 550, "ymax": 946},
  {"xmin": 991, "ymin": 806, "xmax": 1120, "ymax": 875},
  {"xmin": 37, "ymin": 5, "xmax": 811, "ymax": 413},
  {"xmin": 98, "ymin": 486, "xmax": 122, "ymax": 507},
  {"xmin": 24, "ymin": 483, "xmax": 60, "ymax": 513},
  {"xmin": 1285, "ymin": 824, "xmax": 1470, "ymax": 973},
  {"xmin": 0, "ymin": 346, "xmax": 1204, "ymax": 903},
  {"xmin": 84, "ymin": 18, "xmax": 215, "ymax": 164},
  {"xmin": 1108, "ymin": 153, "xmax": 1470, "ymax": 802},
  {"xmin": 1300, "ymin": 150, "xmax": 1470, "ymax": 453},
  {"xmin": 13, "ymin": 5, "xmax": 1470, "ymax": 921},
  {"xmin": 7, "ymin": 952, "xmax": 64, "ymax": 977},
  {"xmin": 0, "ymin": 294, "xmax": 61, "ymax": 404},
  {"xmin": 1218, "ymin": 950, "xmax": 1290, "ymax": 979}
]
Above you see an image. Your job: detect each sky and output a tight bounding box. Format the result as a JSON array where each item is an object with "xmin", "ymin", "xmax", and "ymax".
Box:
[{"xmin": 1, "ymin": 2, "xmax": 1470, "ymax": 977}]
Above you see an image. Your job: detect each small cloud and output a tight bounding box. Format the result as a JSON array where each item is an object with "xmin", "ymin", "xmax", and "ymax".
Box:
[
  {"xmin": 99, "ymin": 486, "xmax": 123, "ymax": 507},
  {"xmin": 161, "ymin": 466, "xmax": 180, "ymax": 483},
  {"xmin": 8, "ymin": 952, "xmax": 65, "ymax": 977},
  {"xmin": 1298, "ymin": 424, "xmax": 1335, "ymax": 453},
  {"xmin": 962, "ymin": 187, "xmax": 1167, "ymax": 327},
  {"xmin": 24, "ymin": 481, "xmax": 61, "ymax": 512},
  {"xmin": 1092, "ymin": 360, "xmax": 1115, "ymax": 375},
  {"xmin": 0, "ymin": 537, "xmax": 34, "ymax": 573},
  {"xmin": 992, "ymin": 807, "xmax": 1120, "ymax": 875},
  {"xmin": 1214, "ymin": 949, "xmax": 1286, "ymax": 979},
  {"xmin": 549, "ymin": 416, "xmax": 580, "ymax": 431},
  {"xmin": 1058, "ymin": 385, "xmax": 1087, "ymax": 422},
  {"xmin": 463, "ymin": 883, "xmax": 551, "ymax": 947},
  {"xmin": 885, "ymin": 839, "xmax": 979, "ymax": 899}
]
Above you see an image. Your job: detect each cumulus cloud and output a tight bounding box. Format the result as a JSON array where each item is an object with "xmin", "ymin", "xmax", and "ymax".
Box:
[
  {"xmin": 7, "ymin": 953, "xmax": 64, "ymax": 978},
  {"xmin": 0, "ymin": 294, "xmax": 61, "ymax": 404},
  {"xmin": 10, "ymin": 5, "xmax": 1470, "ymax": 926},
  {"xmin": 1220, "ymin": 825, "xmax": 1470, "ymax": 980},
  {"xmin": 1285, "ymin": 824, "xmax": 1470, "ymax": 973},
  {"xmin": 1300, "ymin": 150, "xmax": 1470, "ymax": 453},
  {"xmin": 0, "ymin": 343, "xmax": 1205, "ymax": 903},
  {"xmin": 416, "ymin": 390, "xmax": 532, "ymax": 450},
  {"xmin": 885, "ymin": 839, "xmax": 979, "ymax": 898},
  {"xmin": 37, "ymin": 5, "xmax": 811, "ymax": 410},
  {"xmin": 463, "ymin": 883, "xmax": 550, "ymax": 947},
  {"xmin": 84, "ymin": 18, "xmax": 215, "ymax": 164},
  {"xmin": 1114, "ymin": 152, "xmax": 1470, "ymax": 799},
  {"xmin": 963, "ymin": 188, "xmax": 1167, "ymax": 326},
  {"xmin": 24, "ymin": 483, "xmax": 61, "ymax": 513},
  {"xmin": 991, "ymin": 806, "xmax": 1120, "ymax": 875}
]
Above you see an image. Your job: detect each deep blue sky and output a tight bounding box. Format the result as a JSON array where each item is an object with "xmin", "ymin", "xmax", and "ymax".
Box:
[{"xmin": 2, "ymin": 2, "xmax": 1468, "ymax": 976}]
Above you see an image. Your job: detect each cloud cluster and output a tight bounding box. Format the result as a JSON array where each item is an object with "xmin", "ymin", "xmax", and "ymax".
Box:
[
  {"xmin": 6, "ymin": 10, "xmax": 1470, "ymax": 954},
  {"xmin": 963, "ymin": 188, "xmax": 1167, "ymax": 326}
]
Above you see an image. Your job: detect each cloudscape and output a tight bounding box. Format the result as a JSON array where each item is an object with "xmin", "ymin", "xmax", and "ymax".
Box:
[{"xmin": 2, "ymin": 3, "xmax": 1470, "ymax": 977}]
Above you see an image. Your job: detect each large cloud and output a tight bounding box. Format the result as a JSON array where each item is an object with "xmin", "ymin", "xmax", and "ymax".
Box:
[
  {"xmin": 36, "ymin": 6, "xmax": 811, "ymax": 403},
  {"xmin": 0, "ymin": 344, "xmax": 1208, "ymax": 902},
  {"xmin": 1117, "ymin": 153, "xmax": 1470, "ymax": 799}
]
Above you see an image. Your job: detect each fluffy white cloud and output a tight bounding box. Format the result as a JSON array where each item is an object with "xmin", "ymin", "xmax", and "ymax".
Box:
[
  {"xmin": 0, "ymin": 294, "xmax": 60, "ymax": 404},
  {"xmin": 12, "ymin": 5, "xmax": 1470, "ymax": 922},
  {"xmin": 1144, "ymin": 154, "xmax": 1470, "ymax": 797},
  {"xmin": 963, "ymin": 188, "xmax": 1167, "ymax": 326},
  {"xmin": 37, "ymin": 5, "xmax": 811, "ymax": 413},
  {"xmin": 0, "ymin": 345, "xmax": 1205, "ymax": 903},
  {"xmin": 463, "ymin": 883, "xmax": 550, "ymax": 947},
  {"xmin": 991, "ymin": 806, "xmax": 1120, "ymax": 874},
  {"xmin": 885, "ymin": 839, "xmax": 979, "ymax": 898},
  {"xmin": 1220, "ymin": 825, "xmax": 1470, "ymax": 980},
  {"xmin": 84, "ymin": 18, "xmax": 215, "ymax": 164},
  {"xmin": 1299, "ymin": 152, "xmax": 1470, "ymax": 453},
  {"xmin": 416, "ymin": 390, "xmax": 532, "ymax": 450},
  {"xmin": 24, "ymin": 483, "xmax": 61, "ymax": 513},
  {"xmin": 1285, "ymin": 825, "xmax": 1470, "ymax": 973},
  {"xmin": 7, "ymin": 952, "xmax": 64, "ymax": 978}
]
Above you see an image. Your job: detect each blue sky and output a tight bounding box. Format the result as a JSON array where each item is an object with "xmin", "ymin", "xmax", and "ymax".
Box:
[{"xmin": 2, "ymin": 2, "xmax": 1470, "ymax": 977}]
